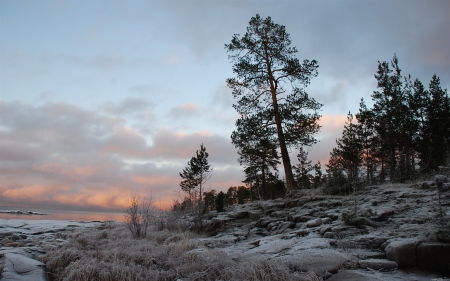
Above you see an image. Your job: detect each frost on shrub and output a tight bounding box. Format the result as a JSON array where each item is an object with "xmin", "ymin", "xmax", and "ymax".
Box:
[{"xmin": 124, "ymin": 193, "xmax": 154, "ymax": 239}]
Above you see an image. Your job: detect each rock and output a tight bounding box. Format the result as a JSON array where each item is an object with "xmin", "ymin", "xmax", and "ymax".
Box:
[
  {"xmin": 442, "ymin": 183, "xmax": 450, "ymax": 191},
  {"xmin": 326, "ymin": 213, "xmax": 340, "ymax": 220},
  {"xmin": 321, "ymin": 217, "xmax": 332, "ymax": 224},
  {"xmin": 434, "ymin": 175, "xmax": 448, "ymax": 183},
  {"xmin": 276, "ymin": 221, "xmax": 295, "ymax": 234},
  {"xmin": 385, "ymin": 239, "xmax": 419, "ymax": 269},
  {"xmin": 306, "ymin": 218, "xmax": 322, "ymax": 228},
  {"xmin": 270, "ymin": 210, "xmax": 288, "ymax": 218},
  {"xmin": 373, "ymin": 208, "xmax": 395, "ymax": 221},
  {"xmin": 323, "ymin": 232, "xmax": 335, "ymax": 239},
  {"xmin": 416, "ymin": 242, "xmax": 450, "ymax": 272},
  {"xmin": 320, "ymin": 226, "xmax": 332, "ymax": 235},
  {"xmin": 255, "ymin": 218, "xmax": 273, "ymax": 228},
  {"xmin": 421, "ymin": 181, "xmax": 435, "ymax": 189},
  {"xmin": 359, "ymin": 259, "xmax": 398, "ymax": 270},
  {"xmin": 2, "ymin": 253, "xmax": 48, "ymax": 281},
  {"xmin": 326, "ymin": 270, "xmax": 381, "ymax": 281},
  {"xmin": 296, "ymin": 229, "xmax": 310, "ymax": 237},
  {"xmin": 227, "ymin": 210, "xmax": 249, "ymax": 220},
  {"xmin": 247, "ymin": 210, "xmax": 262, "ymax": 220},
  {"xmin": 11, "ymin": 234, "xmax": 22, "ymax": 242},
  {"xmin": 350, "ymin": 235, "xmax": 388, "ymax": 250}
]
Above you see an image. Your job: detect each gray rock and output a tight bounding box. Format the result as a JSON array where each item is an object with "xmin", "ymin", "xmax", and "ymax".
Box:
[
  {"xmin": 2, "ymin": 253, "xmax": 48, "ymax": 281},
  {"xmin": 359, "ymin": 259, "xmax": 398, "ymax": 270},
  {"xmin": 247, "ymin": 210, "xmax": 262, "ymax": 220},
  {"xmin": 11, "ymin": 234, "xmax": 22, "ymax": 242},
  {"xmin": 276, "ymin": 221, "xmax": 295, "ymax": 234},
  {"xmin": 227, "ymin": 210, "xmax": 249, "ymax": 220},
  {"xmin": 416, "ymin": 242, "xmax": 450, "ymax": 272},
  {"xmin": 385, "ymin": 239, "xmax": 419, "ymax": 269},
  {"xmin": 306, "ymin": 218, "xmax": 322, "ymax": 228},
  {"xmin": 435, "ymin": 175, "xmax": 448, "ymax": 183},
  {"xmin": 326, "ymin": 270, "xmax": 381, "ymax": 281},
  {"xmin": 323, "ymin": 232, "xmax": 335, "ymax": 239},
  {"xmin": 319, "ymin": 226, "xmax": 332, "ymax": 235},
  {"xmin": 421, "ymin": 181, "xmax": 435, "ymax": 189}
]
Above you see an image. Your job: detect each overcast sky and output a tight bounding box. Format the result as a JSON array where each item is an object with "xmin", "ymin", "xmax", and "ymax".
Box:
[{"xmin": 1, "ymin": 0, "xmax": 449, "ymax": 212}]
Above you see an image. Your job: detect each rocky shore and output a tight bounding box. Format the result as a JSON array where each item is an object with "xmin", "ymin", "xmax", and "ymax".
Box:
[{"xmin": 0, "ymin": 176, "xmax": 449, "ymax": 280}]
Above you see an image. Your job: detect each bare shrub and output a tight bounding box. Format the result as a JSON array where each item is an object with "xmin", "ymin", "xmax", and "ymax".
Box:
[{"xmin": 124, "ymin": 193, "xmax": 154, "ymax": 239}]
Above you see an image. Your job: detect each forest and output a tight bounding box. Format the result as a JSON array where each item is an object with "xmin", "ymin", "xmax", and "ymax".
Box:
[{"xmin": 176, "ymin": 15, "xmax": 450, "ymax": 213}]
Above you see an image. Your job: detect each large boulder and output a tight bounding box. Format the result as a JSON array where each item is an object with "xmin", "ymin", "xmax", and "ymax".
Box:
[
  {"xmin": 385, "ymin": 239, "xmax": 419, "ymax": 269},
  {"xmin": 416, "ymin": 242, "xmax": 450, "ymax": 272}
]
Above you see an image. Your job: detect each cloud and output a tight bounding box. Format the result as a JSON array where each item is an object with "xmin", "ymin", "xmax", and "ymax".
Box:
[
  {"xmin": 0, "ymin": 100, "xmax": 243, "ymax": 211},
  {"xmin": 167, "ymin": 103, "xmax": 200, "ymax": 119},
  {"xmin": 128, "ymin": 84, "xmax": 153, "ymax": 94},
  {"xmin": 101, "ymin": 97, "xmax": 153, "ymax": 115},
  {"xmin": 147, "ymin": 128, "xmax": 238, "ymax": 165}
]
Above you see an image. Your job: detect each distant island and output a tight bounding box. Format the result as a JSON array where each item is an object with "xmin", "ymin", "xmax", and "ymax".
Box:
[{"xmin": 0, "ymin": 210, "xmax": 46, "ymax": 216}]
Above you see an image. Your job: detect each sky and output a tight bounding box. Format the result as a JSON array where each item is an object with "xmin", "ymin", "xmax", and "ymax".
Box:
[{"xmin": 0, "ymin": 0, "xmax": 449, "ymax": 212}]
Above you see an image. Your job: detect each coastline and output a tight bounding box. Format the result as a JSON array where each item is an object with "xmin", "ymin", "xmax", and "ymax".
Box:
[
  {"xmin": 0, "ymin": 218, "xmax": 106, "ymax": 281},
  {"xmin": 0, "ymin": 207, "xmax": 124, "ymax": 222}
]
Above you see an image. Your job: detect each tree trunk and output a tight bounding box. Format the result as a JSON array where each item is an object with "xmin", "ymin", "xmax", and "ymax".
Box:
[{"xmin": 263, "ymin": 42, "xmax": 295, "ymax": 191}]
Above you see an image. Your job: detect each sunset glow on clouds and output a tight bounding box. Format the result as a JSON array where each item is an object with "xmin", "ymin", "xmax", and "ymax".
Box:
[
  {"xmin": 1, "ymin": 1, "xmax": 448, "ymax": 212},
  {"xmin": 0, "ymin": 100, "xmax": 346, "ymax": 211}
]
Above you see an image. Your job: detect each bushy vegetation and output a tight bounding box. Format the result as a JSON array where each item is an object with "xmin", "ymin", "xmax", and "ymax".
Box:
[{"xmin": 41, "ymin": 222, "xmax": 318, "ymax": 281}]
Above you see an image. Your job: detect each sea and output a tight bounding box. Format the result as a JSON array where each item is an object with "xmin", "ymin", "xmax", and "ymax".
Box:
[{"xmin": 0, "ymin": 206, "xmax": 125, "ymax": 222}]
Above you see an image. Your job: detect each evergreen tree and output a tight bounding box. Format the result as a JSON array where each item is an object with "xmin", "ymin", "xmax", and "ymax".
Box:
[
  {"xmin": 293, "ymin": 147, "xmax": 313, "ymax": 189},
  {"xmin": 313, "ymin": 161, "xmax": 322, "ymax": 188},
  {"xmin": 337, "ymin": 113, "xmax": 363, "ymax": 183},
  {"xmin": 179, "ymin": 144, "xmax": 212, "ymax": 214},
  {"xmin": 410, "ymin": 78, "xmax": 431, "ymax": 172},
  {"xmin": 355, "ymin": 99, "xmax": 379, "ymax": 183},
  {"xmin": 226, "ymin": 14, "xmax": 322, "ymax": 191},
  {"xmin": 424, "ymin": 75, "xmax": 450, "ymax": 172},
  {"xmin": 215, "ymin": 191, "xmax": 226, "ymax": 212},
  {"xmin": 232, "ymin": 116, "xmax": 280, "ymax": 200}
]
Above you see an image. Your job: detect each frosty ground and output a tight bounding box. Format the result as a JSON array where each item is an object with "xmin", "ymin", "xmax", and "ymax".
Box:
[{"xmin": 1, "ymin": 179, "xmax": 450, "ymax": 281}]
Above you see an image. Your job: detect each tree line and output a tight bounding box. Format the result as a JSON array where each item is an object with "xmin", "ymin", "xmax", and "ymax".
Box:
[
  {"xmin": 325, "ymin": 55, "xmax": 450, "ymax": 194},
  {"xmin": 176, "ymin": 15, "xmax": 449, "ymax": 212}
]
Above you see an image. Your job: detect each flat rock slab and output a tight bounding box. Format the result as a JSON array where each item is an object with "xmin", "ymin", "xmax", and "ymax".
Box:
[
  {"xmin": 359, "ymin": 259, "xmax": 398, "ymax": 270},
  {"xmin": 327, "ymin": 269, "xmax": 449, "ymax": 281},
  {"xmin": 327, "ymin": 270, "xmax": 382, "ymax": 281},
  {"xmin": 274, "ymin": 248, "xmax": 348, "ymax": 275},
  {"xmin": 1, "ymin": 253, "xmax": 48, "ymax": 281}
]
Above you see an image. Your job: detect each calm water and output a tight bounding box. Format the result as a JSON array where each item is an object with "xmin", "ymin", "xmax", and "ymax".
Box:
[{"xmin": 0, "ymin": 206, "xmax": 125, "ymax": 221}]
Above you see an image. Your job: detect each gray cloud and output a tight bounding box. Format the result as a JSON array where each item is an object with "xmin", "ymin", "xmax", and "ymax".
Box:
[
  {"xmin": 167, "ymin": 103, "xmax": 200, "ymax": 119},
  {"xmin": 0, "ymin": 101, "xmax": 243, "ymax": 210},
  {"xmin": 101, "ymin": 97, "xmax": 154, "ymax": 115}
]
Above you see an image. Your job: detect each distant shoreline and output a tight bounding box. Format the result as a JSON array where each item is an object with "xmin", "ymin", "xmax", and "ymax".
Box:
[
  {"xmin": 0, "ymin": 210, "xmax": 47, "ymax": 216},
  {"xmin": 0, "ymin": 207, "xmax": 124, "ymax": 222}
]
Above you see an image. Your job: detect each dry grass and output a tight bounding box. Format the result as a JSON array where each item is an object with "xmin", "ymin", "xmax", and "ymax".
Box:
[{"xmin": 41, "ymin": 222, "xmax": 318, "ymax": 281}]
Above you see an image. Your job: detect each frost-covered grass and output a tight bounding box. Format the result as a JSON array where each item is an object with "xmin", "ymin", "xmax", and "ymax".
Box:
[{"xmin": 41, "ymin": 222, "xmax": 317, "ymax": 281}]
